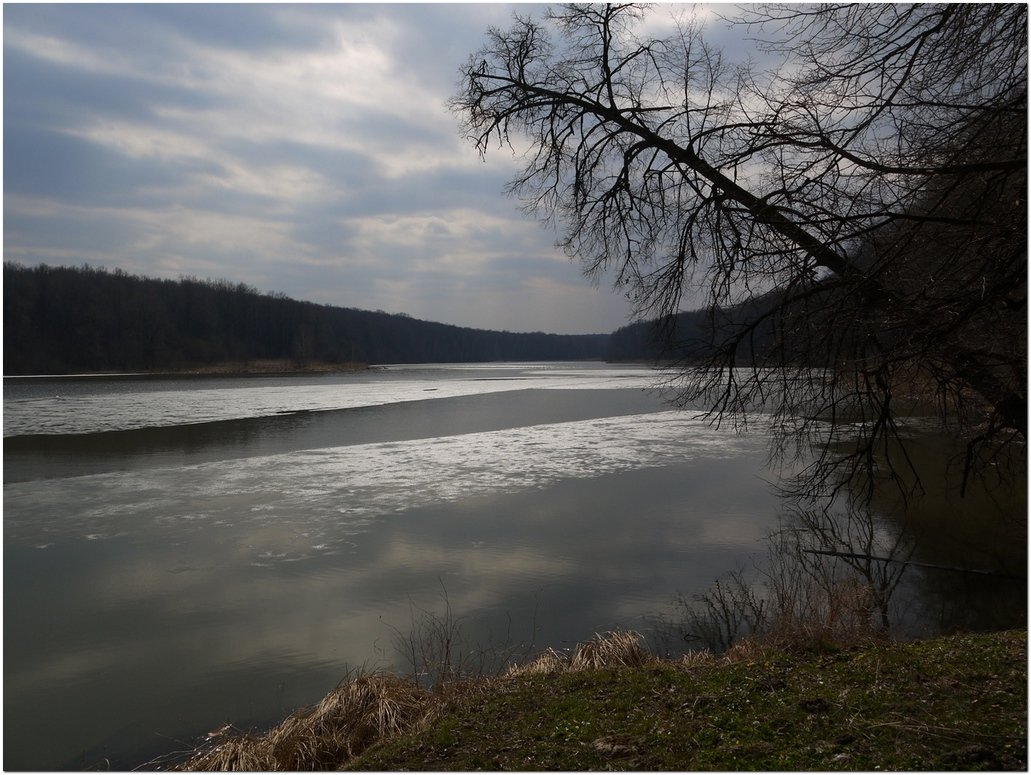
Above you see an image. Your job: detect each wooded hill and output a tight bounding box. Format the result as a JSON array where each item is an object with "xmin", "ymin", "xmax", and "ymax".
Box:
[
  {"xmin": 3, "ymin": 263, "xmax": 611, "ymax": 375},
  {"xmin": 607, "ymin": 294, "xmax": 780, "ymax": 365}
]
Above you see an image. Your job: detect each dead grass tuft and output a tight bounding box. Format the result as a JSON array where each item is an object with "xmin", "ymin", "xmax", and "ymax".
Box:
[
  {"xmin": 676, "ymin": 648, "xmax": 717, "ymax": 668},
  {"xmin": 176, "ymin": 632, "xmax": 652, "ymax": 770},
  {"xmin": 504, "ymin": 647, "xmax": 568, "ymax": 677},
  {"xmin": 571, "ymin": 630, "xmax": 652, "ymax": 670},
  {"xmin": 175, "ymin": 672, "xmax": 430, "ymax": 771},
  {"xmin": 506, "ymin": 630, "xmax": 652, "ymax": 677},
  {"xmin": 723, "ymin": 635, "xmax": 777, "ymax": 664}
]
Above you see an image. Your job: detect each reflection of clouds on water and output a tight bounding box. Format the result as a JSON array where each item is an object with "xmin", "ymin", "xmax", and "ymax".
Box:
[
  {"xmin": 7, "ymin": 458, "xmax": 776, "ymax": 720},
  {"xmin": 4, "ymin": 411, "xmax": 769, "ymax": 560},
  {"xmin": 4, "ymin": 383, "xmax": 783, "ymax": 771}
]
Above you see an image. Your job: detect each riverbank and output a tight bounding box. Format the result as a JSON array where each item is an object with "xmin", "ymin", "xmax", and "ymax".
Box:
[
  {"xmin": 173, "ymin": 628, "xmax": 1026, "ymax": 771},
  {"xmin": 2, "ymin": 359, "xmax": 371, "ymax": 380},
  {"xmin": 145, "ymin": 359, "xmax": 370, "ymax": 376}
]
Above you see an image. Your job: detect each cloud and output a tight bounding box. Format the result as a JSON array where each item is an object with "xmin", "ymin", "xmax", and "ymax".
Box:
[{"xmin": 2, "ymin": 4, "xmax": 652, "ymax": 333}]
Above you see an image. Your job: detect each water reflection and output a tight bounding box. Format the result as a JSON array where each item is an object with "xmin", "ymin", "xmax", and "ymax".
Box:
[
  {"xmin": 760, "ymin": 429, "xmax": 1025, "ymax": 644},
  {"xmin": 5, "ymin": 456, "xmax": 779, "ymax": 770},
  {"xmin": 4, "ymin": 367, "xmax": 1024, "ymax": 771},
  {"xmin": 863, "ymin": 431, "xmax": 1026, "ymax": 637},
  {"xmin": 665, "ymin": 426, "xmax": 1026, "ymax": 654},
  {"xmin": 4, "ymin": 376, "xmax": 780, "ymax": 771}
]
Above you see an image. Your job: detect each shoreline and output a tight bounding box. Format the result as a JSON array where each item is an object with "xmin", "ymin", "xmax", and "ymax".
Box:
[
  {"xmin": 172, "ymin": 628, "xmax": 1027, "ymax": 772},
  {"xmin": 3, "ymin": 359, "xmax": 371, "ymax": 380},
  {"xmin": 145, "ymin": 359, "xmax": 371, "ymax": 376}
]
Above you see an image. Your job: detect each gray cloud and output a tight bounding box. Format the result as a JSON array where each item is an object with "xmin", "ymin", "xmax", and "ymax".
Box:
[
  {"xmin": 5, "ymin": 125, "xmax": 215, "ymax": 204},
  {"xmin": 2, "ymin": 4, "xmax": 738, "ymax": 334}
]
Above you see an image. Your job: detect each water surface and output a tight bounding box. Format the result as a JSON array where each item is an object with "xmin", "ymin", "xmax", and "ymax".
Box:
[
  {"xmin": 3, "ymin": 362, "xmax": 1023, "ymax": 770},
  {"xmin": 5, "ymin": 363, "xmax": 779, "ymax": 769}
]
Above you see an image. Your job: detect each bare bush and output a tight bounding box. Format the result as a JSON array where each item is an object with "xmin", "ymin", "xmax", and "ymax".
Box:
[
  {"xmin": 676, "ymin": 500, "xmax": 906, "ymax": 654},
  {"xmin": 385, "ymin": 581, "xmax": 539, "ymax": 688}
]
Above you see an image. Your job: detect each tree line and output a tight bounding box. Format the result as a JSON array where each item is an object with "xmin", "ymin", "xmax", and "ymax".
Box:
[
  {"xmin": 3, "ymin": 262, "xmax": 611, "ymax": 374},
  {"xmin": 607, "ymin": 293, "xmax": 782, "ymax": 365}
]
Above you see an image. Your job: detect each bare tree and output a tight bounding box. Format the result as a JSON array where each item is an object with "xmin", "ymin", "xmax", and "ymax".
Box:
[{"xmin": 452, "ymin": 3, "xmax": 1026, "ymax": 501}]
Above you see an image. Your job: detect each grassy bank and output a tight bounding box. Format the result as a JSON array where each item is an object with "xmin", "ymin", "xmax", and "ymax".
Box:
[{"xmin": 175, "ymin": 629, "xmax": 1026, "ymax": 771}]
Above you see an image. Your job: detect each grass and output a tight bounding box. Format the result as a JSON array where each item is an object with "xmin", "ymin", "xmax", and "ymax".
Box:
[
  {"xmin": 173, "ymin": 629, "xmax": 1026, "ymax": 771},
  {"xmin": 175, "ymin": 672, "xmax": 429, "ymax": 771}
]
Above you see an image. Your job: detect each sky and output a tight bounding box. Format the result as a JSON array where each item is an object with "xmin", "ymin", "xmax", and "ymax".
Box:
[{"xmin": 4, "ymin": 3, "xmax": 743, "ymax": 335}]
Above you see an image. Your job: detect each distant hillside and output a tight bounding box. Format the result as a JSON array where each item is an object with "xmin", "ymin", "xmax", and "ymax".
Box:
[
  {"xmin": 607, "ymin": 308, "xmax": 713, "ymax": 362},
  {"xmin": 3, "ymin": 263, "xmax": 609, "ymax": 375},
  {"xmin": 607, "ymin": 294, "xmax": 780, "ymax": 364}
]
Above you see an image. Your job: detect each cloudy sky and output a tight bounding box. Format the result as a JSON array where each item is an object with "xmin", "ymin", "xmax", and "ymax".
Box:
[{"xmin": 4, "ymin": 3, "xmax": 740, "ymax": 335}]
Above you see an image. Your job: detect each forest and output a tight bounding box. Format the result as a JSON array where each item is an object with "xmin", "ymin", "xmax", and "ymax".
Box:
[
  {"xmin": 3, "ymin": 262, "xmax": 613, "ymax": 374},
  {"xmin": 606, "ymin": 294, "xmax": 782, "ymax": 365}
]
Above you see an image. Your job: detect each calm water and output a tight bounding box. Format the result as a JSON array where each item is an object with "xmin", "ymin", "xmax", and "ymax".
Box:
[
  {"xmin": 4, "ymin": 363, "xmax": 777, "ymax": 769},
  {"xmin": 3, "ymin": 362, "xmax": 1025, "ymax": 769}
]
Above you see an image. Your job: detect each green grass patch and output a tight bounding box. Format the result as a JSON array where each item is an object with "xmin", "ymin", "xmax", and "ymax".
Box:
[{"xmin": 346, "ymin": 630, "xmax": 1026, "ymax": 771}]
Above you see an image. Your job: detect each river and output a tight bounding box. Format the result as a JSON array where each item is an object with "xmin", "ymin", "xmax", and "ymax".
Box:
[{"xmin": 3, "ymin": 362, "xmax": 1024, "ymax": 769}]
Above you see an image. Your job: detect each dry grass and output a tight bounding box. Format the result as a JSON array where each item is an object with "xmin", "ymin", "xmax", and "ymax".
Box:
[
  {"xmin": 506, "ymin": 630, "xmax": 652, "ymax": 677},
  {"xmin": 570, "ymin": 630, "xmax": 652, "ymax": 670},
  {"xmin": 173, "ymin": 631, "xmax": 649, "ymax": 771},
  {"xmin": 675, "ymin": 648, "xmax": 718, "ymax": 668},
  {"xmin": 504, "ymin": 647, "xmax": 569, "ymax": 677},
  {"xmin": 174, "ymin": 672, "xmax": 430, "ymax": 771}
]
